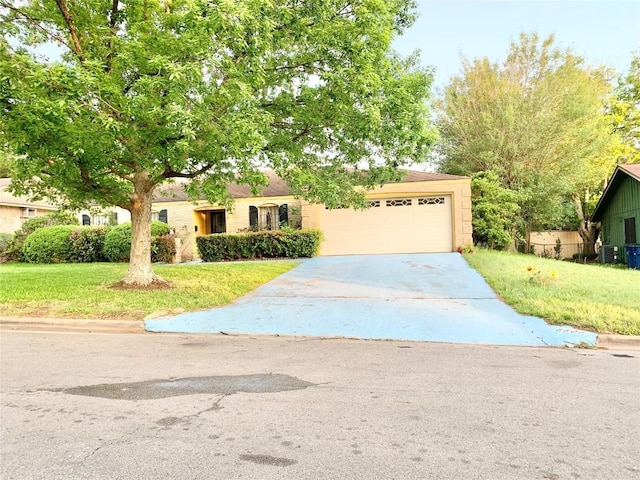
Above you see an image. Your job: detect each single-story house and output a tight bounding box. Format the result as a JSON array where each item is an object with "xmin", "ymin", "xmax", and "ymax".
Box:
[
  {"xmin": 0, "ymin": 178, "xmax": 58, "ymax": 233},
  {"xmin": 152, "ymin": 170, "xmax": 473, "ymax": 260},
  {"xmin": 592, "ymin": 164, "xmax": 640, "ymax": 262}
]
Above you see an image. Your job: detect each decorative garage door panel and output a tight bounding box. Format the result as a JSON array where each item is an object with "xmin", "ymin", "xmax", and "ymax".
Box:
[{"xmin": 320, "ymin": 195, "xmax": 453, "ymax": 255}]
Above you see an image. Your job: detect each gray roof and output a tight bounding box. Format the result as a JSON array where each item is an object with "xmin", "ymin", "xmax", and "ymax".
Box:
[
  {"xmin": 152, "ymin": 170, "xmax": 468, "ymax": 203},
  {"xmin": 0, "ymin": 178, "xmax": 58, "ymax": 210}
]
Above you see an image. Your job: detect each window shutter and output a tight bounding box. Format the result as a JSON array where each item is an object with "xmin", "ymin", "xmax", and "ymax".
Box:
[
  {"xmin": 279, "ymin": 204, "xmax": 288, "ymax": 226},
  {"xmin": 82, "ymin": 214, "xmax": 91, "ymax": 226},
  {"xmin": 249, "ymin": 206, "xmax": 258, "ymax": 228},
  {"xmin": 159, "ymin": 209, "xmax": 168, "ymax": 223}
]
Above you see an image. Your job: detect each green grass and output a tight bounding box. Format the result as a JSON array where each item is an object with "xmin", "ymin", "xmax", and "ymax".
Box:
[
  {"xmin": 0, "ymin": 261, "xmax": 298, "ymax": 320},
  {"xmin": 463, "ymin": 249, "xmax": 640, "ymax": 335}
]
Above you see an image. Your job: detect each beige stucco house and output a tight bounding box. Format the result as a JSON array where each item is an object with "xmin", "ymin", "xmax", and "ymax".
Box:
[
  {"xmin": 152, "ymin": 170, "xmax": 473, "ymax": 260},
  {"xmin": 0, "ymin": 178, "xmax": 58, "ymax": 233}
]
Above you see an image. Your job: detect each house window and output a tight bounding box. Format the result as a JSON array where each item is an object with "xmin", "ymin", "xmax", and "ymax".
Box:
[
  {"xmin": 624, "ymin": 217, "xmax": 637, "ymax": 244},
  {"xmin": 91, "ymin": 213, "xmax": 116, "ymax": 226},
  {"xmin": 250, "ymin": 204, "xmax": 286, "ymax": 230},
  {"xmin": 82, "ymin": 214, "xmax": 91, "ymax": 226},
  {"xmin": 20, "ymin": 207, "xmax": 37, "ymax": 218},
  {"xmin": 152, "ymin": 209, "xmax": 168, "ymax": 223},
  {"xmin": 260, "ymin": 205, "xmax": 279, "ymax": 230},
  {"xmin": 369, "ymin": 200, "xmax": 380, "ymax": 208}
]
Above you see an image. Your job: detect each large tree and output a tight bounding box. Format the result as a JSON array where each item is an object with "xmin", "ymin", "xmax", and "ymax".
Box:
[
  {"xmin": 0, "ymin": 147, "xmax": 14, "ymax": 177},
  {"xmin": 436, "ymin": 33, "xmax": 615, "ymax": 253},
  {"xmin": 0, "ymin": 0, "xmax": 435, "ymax": 286},
  {"xmin": 608, "ymin": 52, "xmax": 640, "ymax": 164}
]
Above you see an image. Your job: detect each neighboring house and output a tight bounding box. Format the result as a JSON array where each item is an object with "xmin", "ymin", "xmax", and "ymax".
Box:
[
  {"xmin": 0, "ymin": 178, "xmax": 58, "ymax": 233},
  {"xmin": 152, "ymin": 170, "xmax": 473, "ymax": 260},
  {"xmin": 592, "ymin": 164, "xmax": 640, "ymax": 262}
]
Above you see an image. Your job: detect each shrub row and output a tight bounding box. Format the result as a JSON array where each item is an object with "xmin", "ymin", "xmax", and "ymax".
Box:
[
  {"xmin": 20, "ymin": 221, "xmax": 175, "ymax": 264},
  {"xmin": 0, "ymin": 211, "xmax": 79, "ymax": 262},
  {"xmin": 196, "ymin": 229, "xmax": 322, "ymax": 262},
  {"xmin": 103, "ymin": 221, "xmax": 171, "ymax": 262}
]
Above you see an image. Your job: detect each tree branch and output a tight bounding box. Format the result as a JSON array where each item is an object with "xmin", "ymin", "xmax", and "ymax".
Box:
[
  {"xmin": 163, "ymin": 162, "xmax": 215, "ymax": 179},
  {"xmin": 54, "ymin": 0, "xmax": 85, "ymax": 62},
  {"xmin": 0, "ymin": 2, "xmax": 74, "ymax": 53},
  {"xmin": 106, "ymin": 0, "xmax": 120, "ymax": 72}
]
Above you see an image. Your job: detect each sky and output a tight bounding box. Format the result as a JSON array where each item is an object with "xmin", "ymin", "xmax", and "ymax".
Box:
[{"xmin": 393, "ymin": 0, "xmax": 640, "ymax": 89}]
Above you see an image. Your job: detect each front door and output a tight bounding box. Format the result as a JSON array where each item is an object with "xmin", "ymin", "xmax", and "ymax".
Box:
[{"xmin": 210, "ymin": 210, "xmax": 226, "ymax": 234}]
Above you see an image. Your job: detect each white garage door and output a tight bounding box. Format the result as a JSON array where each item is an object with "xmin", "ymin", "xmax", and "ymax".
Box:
[{"xmin": 320, "ymin": 195, "xmax": 453, "ymax": 255}]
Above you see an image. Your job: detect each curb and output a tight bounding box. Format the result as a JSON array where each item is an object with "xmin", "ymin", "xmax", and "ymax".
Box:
[
  {"xmin": 2, "ymin": 317, "xmax": 640, "ymax": 350},
  {"xmin": 596, "ymin": 334, "xmax": 640, "ymax": 351},
  {"xmin": 0, "ymin": 317, "xmax": 144, "ymax": 334}
]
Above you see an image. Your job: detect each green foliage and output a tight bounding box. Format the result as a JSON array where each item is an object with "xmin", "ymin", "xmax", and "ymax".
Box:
[
  {"xmin": 0, "ymin": 148, "xmax": 17, "ymax": 177},
  {"xmin": 151, "ymin": 235, "xmax": 177, "ymax": 263},
  {"xmin": 437, "ymin": 33, "xmax": 616, "ymax": 243},
  {"xmin": 0, "ymin": 232, "xmax": 12, "ymax": 253},
  {"xmin": 0, "ymin": 0, "xmax": 436, "ymax": 284},
  {"xmin": 69, "ymin": 226, "xmax": 108, "ymax": 263},
  {"xmin": 103, "ymin": 221, "xmax": 170, "ymax": 262},
  {"xmin": 22, "ymin": 225, "xmax": 77, "ymax": 263},
  {"xmin": 471, "ymin": 171, "xmax": 521, "ymax": 249},
  {"xmin": 1, "ymin": 211, "xmax": 78, "ymax": 262},
  {"xmin": 197, "ymin": 230, "xmax": 322, "ymax": 262},
  {"xmin": 607, "ymin": 52, "xmax": 640, "ymax": 164},
  {"xmin": 554, "ymin": 238, "xmax": 563, "ymax": 260}
]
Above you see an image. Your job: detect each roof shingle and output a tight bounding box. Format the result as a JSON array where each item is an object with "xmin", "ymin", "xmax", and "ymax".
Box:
[{"xmin": 152, "ymin": 169, "xmax": 468, "ymax": 203}]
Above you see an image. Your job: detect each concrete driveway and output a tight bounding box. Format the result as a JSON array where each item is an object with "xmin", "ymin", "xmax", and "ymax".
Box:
[{"xmin": 145, "ymin": 253, "xmax": 596, "ymax": 346}]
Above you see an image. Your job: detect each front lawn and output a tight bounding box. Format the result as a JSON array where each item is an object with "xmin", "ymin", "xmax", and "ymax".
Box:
[
  {"xmin": 0, "ymin": 261, "xmax": 298, "ymax": 320},
  {"xmin": 464, "ymin": 249, "xmax": 640, "ymax": 335}
]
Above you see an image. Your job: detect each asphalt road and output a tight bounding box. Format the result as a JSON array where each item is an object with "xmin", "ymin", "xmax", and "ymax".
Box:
[{"xmin": 1, "ymin": 330, "xmax": 639, "ymax": 479}]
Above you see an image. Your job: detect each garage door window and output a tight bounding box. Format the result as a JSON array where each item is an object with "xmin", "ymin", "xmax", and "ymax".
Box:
[
  {"xmin": 418, "ymin": 197, "xmax": 445, "ymax": 205},
  {"xmin": 386, "ymin": 199, "xmax": 412, "ymax": 207}
]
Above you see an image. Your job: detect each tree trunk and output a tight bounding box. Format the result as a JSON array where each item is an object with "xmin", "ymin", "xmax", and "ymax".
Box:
[
  {"xmin": 572, "ymin": 194, "xmax": 599, "ymax": 257},
  {"xmin": 117, "ymin": 174, "xmax": 169, "ymax": 288}
]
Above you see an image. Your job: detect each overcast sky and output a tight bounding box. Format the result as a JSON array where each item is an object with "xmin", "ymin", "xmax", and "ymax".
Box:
[{"xmin": 393, "ymin": 0, "xmax": 640, "ymax": 88}]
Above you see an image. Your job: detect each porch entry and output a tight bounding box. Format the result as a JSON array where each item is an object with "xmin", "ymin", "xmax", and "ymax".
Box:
[{"xmin": 209, "ymin": 210, "xmax": 226, "ymax": 234}]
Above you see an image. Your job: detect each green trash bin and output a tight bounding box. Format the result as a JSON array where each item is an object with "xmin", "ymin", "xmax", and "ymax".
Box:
[{"xmin": 625, "ymin": 245, "xmax": 640, "ymax": 269}]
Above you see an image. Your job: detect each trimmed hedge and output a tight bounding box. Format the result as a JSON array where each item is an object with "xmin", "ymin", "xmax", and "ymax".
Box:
[
  {"xmin": 152, "ymin": 234, "xmax": 177, "ymax": 263},
  {"xmin": 103, "ymin": 221, "xmax": 170, "ymax": 262},
  {"xmin": 20, "ymin": 223, "xmax": 176, "ymax": 264},
  {"xmin": 69, "ymin": 226, "xmax": 109, "ymax": 263},
  {"xmin": 1, "ymin": 211, "xmax": 78, "ymax": 262},
  {"xmin": 22, "ymin": 225, "xmax": 78, "ymax": 263},
  {"xmin": 197, "ymin": 229, "xmax": 322, "ymax": 262},
  {"xmin": 0, "ymin": 233, "xmax": 12, "ymax": 254}
]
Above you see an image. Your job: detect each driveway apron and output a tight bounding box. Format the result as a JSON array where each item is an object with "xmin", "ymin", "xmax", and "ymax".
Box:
[{"xmin": 145, "ymin": 253, "xmax": 597, "ymax": 346}]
